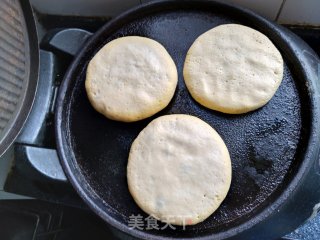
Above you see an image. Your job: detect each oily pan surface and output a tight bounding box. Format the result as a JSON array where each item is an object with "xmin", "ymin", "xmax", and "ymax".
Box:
[{"xmin": 65, "ymin": 9, "xmax": 307, "ymax": 238}]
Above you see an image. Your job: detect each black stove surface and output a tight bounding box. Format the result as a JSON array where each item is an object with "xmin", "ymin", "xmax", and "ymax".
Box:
[{"xmin": 1, "ymin": 13, "xmax": 319, "ymax": 239}]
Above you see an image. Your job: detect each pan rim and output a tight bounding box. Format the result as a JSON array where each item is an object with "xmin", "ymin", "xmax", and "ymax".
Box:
[{"xmin": 55, "ymin": 0, "xmax": 320, "ymax": 239}]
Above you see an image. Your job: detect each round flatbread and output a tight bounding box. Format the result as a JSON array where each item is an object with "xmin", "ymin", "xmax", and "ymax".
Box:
[
  {"xmin": 183, "ymin": 24, "xmax": 284, "ymax": 114},
  {"xmin": 86, "ymin": 36, "xmax": 178, "ymax": 122},
  {"xmin": 127, "ymin": 114, "xmax": 232, "ymax": 225}
]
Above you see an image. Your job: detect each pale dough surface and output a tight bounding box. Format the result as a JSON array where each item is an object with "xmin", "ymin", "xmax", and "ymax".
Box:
[
  {"xmin": 183, "ymin": 24, "xmax": 284, "ymax": 114},
  {"xmin": 127, "ymin": 114, "xmax": 232, "ymax": 225},
  {"xmin": 86, "ymin": 36, "xmax": 178, "ymax": 122}
]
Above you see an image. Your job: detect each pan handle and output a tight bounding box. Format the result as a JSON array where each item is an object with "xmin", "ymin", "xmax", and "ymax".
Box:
[
  {"xmin": 43, "ymin": 28, "xmax": 93, "ymax": 56},
  {"xmin": 16, "ymin": 29, "xmax": 93, "ymax": 182},
  {"xmin": 16, "ymin": 50, "xmax": 68, "ymax": 182}
]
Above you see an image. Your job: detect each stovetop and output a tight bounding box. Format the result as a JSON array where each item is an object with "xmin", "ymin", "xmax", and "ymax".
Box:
[{"xmin": 0, "ymin": 13, "xmax": 319, "ymax": 239}]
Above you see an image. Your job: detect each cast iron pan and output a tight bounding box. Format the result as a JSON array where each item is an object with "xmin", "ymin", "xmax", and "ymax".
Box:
[{"xmin": 55, "ymin": 1, "xmax": 320, "ymax": 239}]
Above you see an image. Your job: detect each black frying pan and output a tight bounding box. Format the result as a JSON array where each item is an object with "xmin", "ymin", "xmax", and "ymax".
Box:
[{"xmin": 55, "ymin": 1, "xmax": 320, "ymax": 239}]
